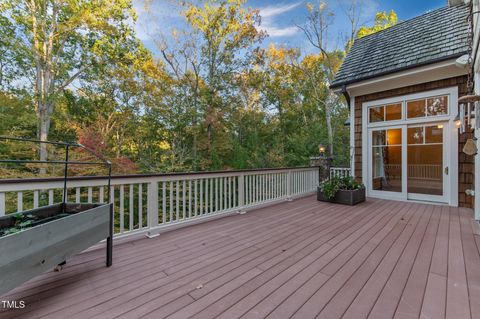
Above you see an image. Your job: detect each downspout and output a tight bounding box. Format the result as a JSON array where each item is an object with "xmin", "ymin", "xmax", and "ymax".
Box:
[
  {"xmin": 341, "ymin": 84, "xmax": 351, "ymax": 108},
  {"xmin": 340, "ymin": 84, "xmax": 355, "ymax": 181}
]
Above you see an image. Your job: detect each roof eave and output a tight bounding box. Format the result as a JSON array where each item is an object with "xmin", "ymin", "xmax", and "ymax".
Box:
[{"xmin": 330, "ymin": 52, "xmax": 468, "ymax": 90}]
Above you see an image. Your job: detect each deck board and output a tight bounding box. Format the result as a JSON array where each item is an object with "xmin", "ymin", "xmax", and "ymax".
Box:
[{"xmin": 0, "ymin": 196, "xmax": 478, "ymax": 319}]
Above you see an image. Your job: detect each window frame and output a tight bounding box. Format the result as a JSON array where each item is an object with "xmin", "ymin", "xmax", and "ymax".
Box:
[
  {"xmin": 367, "ymin": 92, "xmax": 451, "ymax": 127},
  {"xmin": 361, "ymin": 86, "xmax": 458, "ymax": 206}
]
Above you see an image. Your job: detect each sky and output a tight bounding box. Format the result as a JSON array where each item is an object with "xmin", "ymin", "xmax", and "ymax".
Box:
[{"xmin": 132, "ymin": 0, "xmax": 447, "ymax": 56}]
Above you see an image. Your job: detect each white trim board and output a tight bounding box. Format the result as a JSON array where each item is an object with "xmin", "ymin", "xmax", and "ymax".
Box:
[
  {"xmin": 350, "ymin": 95, "xmax": 355, "ymax": 177},
  {"xmin": 337, "ymin": 59, "xmax": 468, "ymax": 97}
]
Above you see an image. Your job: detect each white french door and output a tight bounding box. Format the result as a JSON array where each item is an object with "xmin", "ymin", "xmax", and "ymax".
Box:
[{"xmin": 368, "ymin": 122, "xmax": 449, "ymax": 203}]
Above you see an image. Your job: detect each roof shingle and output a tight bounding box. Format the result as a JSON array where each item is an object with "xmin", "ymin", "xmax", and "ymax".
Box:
[{"xmin": 331, "ymin": 4, "xmax": 470, "ymax": 88}]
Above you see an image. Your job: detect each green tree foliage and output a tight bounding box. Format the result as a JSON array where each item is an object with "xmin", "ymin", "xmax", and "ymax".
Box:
[
  {"xmin": 0, "ymin": 0, "xmax": 148, "ymax": 165},
  {"xmin": 0, "ymin": 0, "xmax": 395, "ymax": 177},
  {"xmin": 357, "ymin": 10, "xmax": 398, "ymax": 38}
]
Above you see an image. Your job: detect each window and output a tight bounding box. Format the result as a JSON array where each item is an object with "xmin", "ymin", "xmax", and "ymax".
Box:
[
  {"xmin": 369, "ymin": 103, "xmax": 402, "ymax": 123},
  {"xmin": 370, "ymin": 106, "xmax": 384, "ymax": 122},
  {"xmin": 407, "ymin": 95, "xmax": 448, "ymax": 119}
]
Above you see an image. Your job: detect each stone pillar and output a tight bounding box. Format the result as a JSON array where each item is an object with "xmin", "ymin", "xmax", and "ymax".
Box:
[{"xmin": 310, "ymin": 156, "xmax": 332, "ymax": 182}]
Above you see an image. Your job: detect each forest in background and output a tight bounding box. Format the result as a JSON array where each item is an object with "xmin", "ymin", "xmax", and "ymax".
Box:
[{"xmin": 0, "ymin": 0, "xmax": 397, "ymax": 177}]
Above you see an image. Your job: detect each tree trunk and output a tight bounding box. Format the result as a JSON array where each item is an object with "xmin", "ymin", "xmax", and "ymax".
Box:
[
  {"xmin": 325, "ymin": 92, "xmax": 337, "ymax": 157},
  {"xmin": 38, "ymin": 101, "xmax": 51, "ymax": 174},
  {"xmin": 325, "ymin": 104, "xmax": 334, "ymax": 156}
]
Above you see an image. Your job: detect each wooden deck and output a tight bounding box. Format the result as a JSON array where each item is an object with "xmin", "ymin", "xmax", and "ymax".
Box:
[{"xmin": 1, "ymin": 196, "xmax": 480, "ymax": 319}]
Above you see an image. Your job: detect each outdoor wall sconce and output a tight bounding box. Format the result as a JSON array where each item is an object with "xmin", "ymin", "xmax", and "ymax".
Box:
[{"xmin": 454, "ymin": 113, "xmax": 462, "ymax": 128}]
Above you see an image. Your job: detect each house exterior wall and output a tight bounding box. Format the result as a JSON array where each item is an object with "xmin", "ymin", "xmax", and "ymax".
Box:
[
  {"xmin": 473, "ymin": 0, "xmax": 480, "ymax": 219},
  {"xmin": 353, "ymin": 75, "xmax": 474, "ymax": 208}
]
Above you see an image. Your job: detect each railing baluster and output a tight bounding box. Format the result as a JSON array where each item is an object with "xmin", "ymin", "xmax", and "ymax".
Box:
[
  {"xmin": 176, "ymin": 180, "xmax": 180, "ymax": 221},
  {"xmin": 17, "ymin": 192, "xmax": 23, "ymax": 212},
  {"xmin": 228, "ymin": 176, "xmax": 232, "ymax": 208},
  {"xmin": 169, "ymin": 181, "xmax": 174, "ymax": 222},
  {"xmin": 99, "ymin": 186, "xmax": 104, "ymax": 203},
  {"xmin": 182, "ymin": 180, "xmax": 186, "ymax": 220},
  {"xmin": 162, "ymin": 181, "xmax": 166, "ymax": 224},
  {"xmin": 75, "ymin": 187, "xmax": 81, "ymax": 203},
  {"xmin": 48, "ymin": 189, "xmax": 54, "ymax": 205},
  {"xmin": 33, "ymin": 190, "xmax": 39, "ymax": 209},
  {"xmin": 286, "ymin": 171, "xmax": 291, "ymax": 199},
  {"xmin": 200, "ymin": 179, "xmax": 203, "ymax": 215},
  {"xmin": 215, "ymin": 177, "xmax": 219, "ymax": 212},
  {"xmin": 119, "ymin": 185, "xmax": 124, "ymax": 233},
  {"xmin": 222, "ymin": 177, "xmax": 226, "ymax": 210},
  {"xmin": 87, "ymin": 187, "xmax": 93, "ymax": 203},
  {"xmin": 129, "ymin": 184, "xmax": 134, "ymax": 231},
  {"xmin": 210, "ymin": 178, "xmax": 213, "ymax": 213},
  {"xmin": 188, "ymin": 180, "xmax": 192, "ymax": 218},
  {"xmin": 194, "ymin": 179, "xmax": 198, "ymax": 217},
  {"xmin": 253, "ymin": 175, "xmax": 257, "ymax": 204},
  {"xmin": 0, "ymin": 193, "xmax": 4, "ymax": 216},
  {"xmin": 138, "ymin": 184, "xmax": 143, "ymax": 229},
  {"xmin": 261, "ymin": 174, "xmax": 264, "ymax": 201},
  {"xmin": 110, "ymin": 185, "xmax": 115, "ymax": 232},
  {"xmin": 219, "ymin": 177, "xmax": 223, "ymax": 211}
]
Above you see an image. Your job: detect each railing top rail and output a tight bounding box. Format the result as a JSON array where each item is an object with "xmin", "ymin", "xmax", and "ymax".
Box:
[{"xmin": 0, "ymin": 166, "xmax": 319, "ymax": 185}]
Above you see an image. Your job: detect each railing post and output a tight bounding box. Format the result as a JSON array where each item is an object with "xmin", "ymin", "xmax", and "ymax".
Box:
[
  {"xmin": 238, "ymin": 174, "xmax": 246, "ymax": 214},
  {"xmin": 286, "ymin": 170, "xmax": 292, "ymax": 201},
  {"xmin": 146, "ymin": 180, "xmax": 160, "ymax": 238},
  {"xmin": 0, "ymin": 192, "xmax": 5, "ymax": 216}
]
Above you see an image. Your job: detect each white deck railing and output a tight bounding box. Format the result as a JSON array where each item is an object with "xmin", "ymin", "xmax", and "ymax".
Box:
[
  {"xmin": 330, "ymin": 167, "xmax": 351, "ymax": 179},
  {"xmin": 0, "ymin": 167, "xmax": 319, "ymax": 238}
]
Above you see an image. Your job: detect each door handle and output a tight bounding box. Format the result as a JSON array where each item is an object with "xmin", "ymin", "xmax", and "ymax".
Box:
[{"xmin": 444, "ymin": 166, "xmax": 449, "ymax": 175}]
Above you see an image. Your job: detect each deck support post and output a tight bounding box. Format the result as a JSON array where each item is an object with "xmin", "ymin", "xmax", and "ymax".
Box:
[
  {"xmin": 237, "ymin": 174, "xmax": 246, "ymax": 213},
  {"xmin": 146, "ymin": 181, "xmax": 160, "ymax": 238},
  {"xmin": 286, "ymin": 170, "xmax": 293, "ymax": 201}
]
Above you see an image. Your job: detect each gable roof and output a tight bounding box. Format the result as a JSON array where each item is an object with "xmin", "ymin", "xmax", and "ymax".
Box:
[{"xmin": 331, "ymin": 4, "xmax": 470, "ymax": 89}]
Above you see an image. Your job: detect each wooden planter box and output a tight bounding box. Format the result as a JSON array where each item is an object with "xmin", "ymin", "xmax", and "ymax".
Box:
[
  {"xmin": 0, "ymin": 203, "xmax": 111, "ymax": 295},
  {"xmin": 317, "ymin": 187, "xmax": 366, "ymax": 205}
]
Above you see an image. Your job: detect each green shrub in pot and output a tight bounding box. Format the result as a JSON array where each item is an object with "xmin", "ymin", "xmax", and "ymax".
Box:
[{"xmin": 319, "ymin": 176, "xmax": 364, "ymax": 200}]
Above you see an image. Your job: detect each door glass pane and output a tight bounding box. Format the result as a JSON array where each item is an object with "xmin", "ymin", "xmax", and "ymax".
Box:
[
  {"xmin": 372, "ymin": 129, "xmax": 402, "ymax": 192},
  {"xmin": 407, "ymin": 99, "xmax": 426, "ymax": 118},
  {"xmin": 407, "ymin": 125, "xmax": 443, "ymax": 196},
  {"xmin": 387, "ymin": 128, "xmax": 402, "ymax": 145},
  {"xmin": 385, "ymin": 103, "xmax": 402, "ymax": 121},
  {"xmin": 372, "ymin": 130, "xmax": 386, "ymax": 145},
  {"xmin": 425, "ymin": 125, "xmax": 443, "ymax": 143},
  {"xmin": 370, "ymin": 106, "xmax": 384, "ymax": 122},
  {"xmin": 407, "ymin": 127, "xmax": 423, "ymax": 144},
  {"xmin": 426, "ymin": 96, "xmax": 448, "ymax": 116}
]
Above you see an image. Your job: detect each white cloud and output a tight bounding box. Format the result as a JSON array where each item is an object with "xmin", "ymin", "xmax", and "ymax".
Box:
[
  {"xmin": 262, "ymin": 25, "xmax": 300, "ymax": 37},
  {"xmin": 259, "ymin": 2, "xmax": 303, "ymax": 18},
  {"xmin": 258, "ymin": 2, "xmax": 303, "ymax": 38}
]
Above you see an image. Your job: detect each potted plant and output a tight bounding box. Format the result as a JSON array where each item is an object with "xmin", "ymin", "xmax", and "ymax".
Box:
[{"xmin": 317, "ymin": 176, "xmax": 365, "ymax": 205}]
